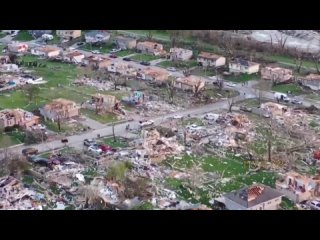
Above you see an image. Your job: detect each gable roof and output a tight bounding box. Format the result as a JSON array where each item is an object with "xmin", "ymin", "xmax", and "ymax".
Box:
[
  {"xmin": 198, "ymin": 52, "xmax": 223, "ymax": 60},
  {"xmin": 230, "ymin": 58, "xmax": 259, "ymax": 67},
  {"xmin": 224, "ymin": 184, "xmax": 283, "ymax": 208}
]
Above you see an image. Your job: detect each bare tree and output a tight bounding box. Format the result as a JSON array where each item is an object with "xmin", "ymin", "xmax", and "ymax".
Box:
[
  {"xmin": 166, "ymin": 76, "xmax": 176, "ymax": 104},
  {"xmin": 219, "ymin": 34, "xmax": 236, "ymax": 62},
  {"xmin": 24, "ymin": 85, "xmax": 40, "ymax": 103},
  {"xmin": 275, "ymin": 32, "xmax": 288, "ymax": 54},
  {"xmin": 146, "ymin": 30, "xmax": 153, "ymax": 40},
  {"xmin": 112, "ymin": 123, "xmax": 116, "ymax": 142},
  {"xmin": 168, "ymin": 30, "xmax": 188, "ymax": 48},
  {"xmin": 193, "ymin": 80, "xmax": 204, "ymax": 97},
  {"xmin": 227, "ymin": 95, "xmax": 234, "ymax": 113},
  {"xmin": 293, "ymin": 47, "xmax": 304, "ymax": 73},
  {"xmin": 311, "ymin": 39, "xmax": 320, "ymax": 74}
]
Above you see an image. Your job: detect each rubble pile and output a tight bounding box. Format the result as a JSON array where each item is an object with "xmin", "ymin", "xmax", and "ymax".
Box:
[
  {"xmin": 141, "ymin": 129, "xmax": 185, "ymax": 163},
  {"xmin": 139, "ymin": 101, "xmax": 184, "ymax": 117},
  {"xmin": 74, "ymin": 77, "xmax": 129, "ymax": 91},
  {"xmin": 0, "ymin": 176, "xmax": 44, "ymax": 210}
]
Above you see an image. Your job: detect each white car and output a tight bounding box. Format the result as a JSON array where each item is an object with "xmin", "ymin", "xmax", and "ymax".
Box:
[
  {"xmin": 110, "ymin": 48, "xmax": 121, "ymax": 53},
  {"xmin": 37, "ymin": 124, "xmax": 46, "ymax": 130},
  {"xmin": 167, "ymin": 67, "xmax": 177, "ymax": 72},
  {"xmin": 226, "ymin": 82, "xmax": 236, "ymax": 87},
  {"xmin": 204, "ymin": 113, "xmax": 219, "ymax": 120},
  {"xmin": 172, "ymin": 115, "xmax": 183, "ymax": 119},
  {"xmin": 92, "ymin": 50, "xmax": 101, "ymax": 54},
  {"xmin": 187, "ymin": 124, "xmax": 203, "ymax": 131},
  {"xmin": 309, "ymin": 200, "xmax": 320, "ymax": 210},
  {"xmin": 139, "ymin": 120, "xmax": 154, "ymax": 127},
  {"xmin": 88, "ymin": 146, "xmax": 102, "ymax": 155}
]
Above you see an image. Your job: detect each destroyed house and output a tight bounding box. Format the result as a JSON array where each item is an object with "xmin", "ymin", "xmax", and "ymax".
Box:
[
  {"xmin": 229, "ymin": 58, "xmax": 260, "ymax": 74},
  {"xmin": 85, "ymin": 30, "xmax": 110, "ymax": 43},
  {"xmin": 56, "ymin": 30, "xmax": 81, "ymax": 40},
  {"xmin": 169, "ymin": 47, "xmax": 193, "ymax": 61},
  {"xmin": 139, "ymin": 67, "xmax": 170, "ymax": 82},
  {"xmin": 174, "ymin": 75, "xmax": 206, "ymax": 93},
  {"xmin": 115, "ymin": 36, "xmax": 137, "ymax": 50},
  {"xmin": 82, "ymin": 56, "xmax": 112, "ymax": 69},
  {"xmin": 0, "ymin": 55, "xmax": 10, "ymax": 64},
  {"xmin": 276, "ymin": 172, "xmax": 320, "ymax": 203},
  {"xmin": 40, "ymin": 98, "xmax": 79, "ymax": 121},
  {"xmin": 0, "ymin": 109, "xmax": 40, "ymax": 129},
  {"xmin": 260, "ymin": 102, "xmax": 287, "ymax": 116},
  {"xmin": 107, "ymin": 62, "xmax": 137, "ymax": 76},
  {"xmin": 298, "ymin": 74, "xmax": 320, "ymax": 91},
  {"xmin": 63, "ymin": 51, "xmax": 85, "ymax": 63},
  {"xmin": 197, "ymin": 52, "xmax": 226, "ymax": 67},
  {"xmin": 8, "ymin": 42, "xmax": 28, "ymax": 53},
  {"xmin": 223, "ymin": 184, "xmax": 283, "ymax": 210},
  {"xmin": 261, "ymin": 66, "xmax": 293, "ymax": 83},
  {"xmin": 136, "ymin": 41, "xmax": 165, "ymax": 56},
  {"xmin": 91, "ymin": 94, "xmax": 118, "ymax": 111}
]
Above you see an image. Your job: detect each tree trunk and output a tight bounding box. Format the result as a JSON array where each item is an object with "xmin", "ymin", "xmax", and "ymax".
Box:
[
  {"xmin": 112, "ymin": 124, "xmax": 116, "ymax": 142},
  {"xmin": 57, "ymin": 115, "xmax": 61, "ymax": 132},
  {"xmin": 268, "ymin": 139, "xmax": 271, "ymax": 162}
]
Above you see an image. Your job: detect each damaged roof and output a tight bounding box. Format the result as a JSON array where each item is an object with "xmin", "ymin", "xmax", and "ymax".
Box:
[
  {"xmin": 224, "ymin": 184, "xmax": 283, "ymax": 208},
  {"xmin": 230, "ymin": 58, "xmax": 259, "ymax": 67},
  {"xmin": 198, "ymin": 52, "xmax": 224, "ymax": 60}
]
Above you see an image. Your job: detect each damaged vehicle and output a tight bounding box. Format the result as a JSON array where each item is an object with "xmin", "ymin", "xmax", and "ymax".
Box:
[{"xmin": 139, "ymin": 120, "xmax": 154, "ymax": 127}]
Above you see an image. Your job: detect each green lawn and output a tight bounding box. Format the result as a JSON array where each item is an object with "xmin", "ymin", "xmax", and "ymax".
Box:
[
  {"xmin": 225, "ymin": 73, "xmax": 260, "ymax": 83},
  {"xmin": 99, "ymin": 137, "xmax": 128, "ymax": 148},
  {"xmin": 121, "ymin": 30, "xmax": 170, "ymax": 41},
  {"xmin": 131, "ymin": 54, "xmax": 161, "ymax": 62},
  {"xmin": 13, "ymin": 30, "xmax": 34, "ymax": 41},
  {"xmin": 132, "ymin": 202, "xmax": 154, "ymax": 210},
  {"xmin": 0, "ymin": 32, "xmax": 7, "ymax": 38},
  {"xmin": 0, "ymin": 134, "xmax": 21, "ymax": 148},
  {"xmin": 116, "ymin": 50, "xmax": 136, "ymax": 57},
  {"xmin": 272, "ymin": 83, "xmax": 302, "ymax": 95},
  {"xmin": 263, "ymin": 54, "xmax": 315, "ymax": 69},
  {"xmin": 44, "ymin": 120, "xmax": 72, "ymax": 133},
  {"xmin": 235, "ymin": 99, "xmax": 261, "ymax": 108},
  {"xmin": 181, "ymin": 117, "xmax": 204, "ymax": 127},
  {"xmin": 79, "ymin": 42, "xmax": 115, "ymax": 54},
  {"xmin": 80, "ymin": 109, "xmax": 118, "ymax": 124},
  {"xmin": 158, "ymin": 60, "xmax": 198, "ymax": 69}
]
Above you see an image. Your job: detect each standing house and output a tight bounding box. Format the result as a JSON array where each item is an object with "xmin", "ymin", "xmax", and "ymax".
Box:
[
  {"xmin": 0, "ymin": 109, "xmax": 40, "ymax": 129},
  {"xmin": 56, "ymin": 30, "xmax": 81, "ymax": 40},
  {"xmin": 170, "ymin": 48, "xmax": 193, "ymax": 61},
  {"xmin": 85, "ymin": 31, "xmax": 110, "ymax": 43},
  {"xmin": 107, "ymin": 62, "xmax": 137, "ymax": 76},
  {"xmin": 8, "ymin": 42, "xmax": 28, "ymax": 53},
  {"xmin": 138, "ymin": 67, "xmax": 170, "ymax": 83},
  {"xmin": 115, "ymin": 36, "xmax": 137, "ymax": 50},
  {"xmin": 63, "ymin": 51, "xmax": 85, "ymax": 63},
  {"xmin": 223, "ymin": 184, "xmax": 283, "ymax": 210},
  {"xmin": 276, "ymin": 172, "xmax": 320, "ymax": 203},
  {"xmin": 197, "ymin": 52, "xmax": 226, "ymax": 67},
  {"xmin": 298, "ymin": 74, "xmax": 320, "ymax": 91},
  {"xmin": 261, "ymin": 67, "xmax": 293, "ymax": 83},
  {"xmin": 174, "ymin": 75, "xmax": 206, "ymax": 93},
  {"xmin": 40, "ymin": 98, "xmax": 80, "ymax": 122},
  {"xmin": 82, "ymin": 56, "xmax": 113, "ymax": 69},
  {"xmin": 31, "ymin": 46, "xmax": 61, "ymax": 58},
  {"xmin": 136, "ymin": 41, "xmax": 165, "ymax": 56},
  {"xmin": 229, "ymin": 58, "xmax": 260, "ymax": 74}
]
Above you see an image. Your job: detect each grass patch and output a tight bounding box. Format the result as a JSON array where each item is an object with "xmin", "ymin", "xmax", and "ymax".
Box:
[
  {"xmin": 131, "ymin": 54, "xmax": 161, "ymax": 62},
  {"xmin": 22, "ymin": 175, "xmax": 34, "ymax": 185},
  {"xmin": 236, "ymin": 98, "xmax": 261, "ymax": 108},
  {"xmin": 0, "ymin": 32, "xmax": 7, "ymax": 38},
  {"xmin": 190, "ymin": 67, "xmax": 216, "ymax": 77},
  {"xmin": 80, "ymin": 109, "xmax": 118, "ymax": 124},
  {"xmin": 158, "ymin": 60, "xmax": 198, "ymax": 69},
  {"xmin": 0, "ymin": 134, "xmax": 21, "ymax": 147},
  {"xmin": 181, "ymin": 117, "xmax": 204, "ymax": 127},
  {"xmin": 117, "ymin": 50, "xmax": 136, "ymax": 57},
  {"xmin": 225, "ymin": 73, "xmax": 260, "ymax": 83},
  {"xmin": 309, "ymin": 121, "xmax": 319, "ymax": 128},
  {"xmin": 132, "ymin": 202, "xmax": 154, "ymax": 210},
  {"xmin": 272, "ymin": 83, "xmax": 302, "ymax": 95},
  {"xmin": 14, "ymin": 30, "xmax": 34, "ymax": 41},
  {"xmin": 100, "ymin": 137, "xmax": 128, "ymax": 148},
  {"xmin": 280, "ymin": 197, "xmax": 297, "ymax": 210},
  {"xmin": 79, "ymin": 42, "xmax": 115, "ymax": 54}
]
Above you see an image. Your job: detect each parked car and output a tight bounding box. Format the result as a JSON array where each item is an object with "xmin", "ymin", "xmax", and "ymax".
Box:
[
  {"xmin": 77, "ymin": 42, "xmax": 85, "ymax": 46},
  {"xmin": 88, "ymin": 145, "xmax": 102, "ymax": 155},
  {"xmin": 204, "ymin": 113, "xmax": 219, "ymax": 120},
  {"xmin": 291, "ymin": 99, "xmax": 303, "ymax": 105},
  {"xmin": 92, "ymin": 50, "xmax": 101, "ymax": 54},
  {"xmin": 167, "ymin": 67, "xmax": 177, "ymax": 72},
  {"xmin": 309, "ymin": 200, "xmax": 320, "ymax": 210},
  {"xmin": 28, "ymin": 156, "xmax": 49, "ymax": 167},
  {"xmin": 99, "ymin": 144, "xmax": 116, "ymax": 153},
  {"xmin": 240, "ymin": 106, "xmax": 252, "ymax": 112},
  {"xmin": 84, "ymin": 139, "xmax": 96, "ymax": 147},
  {"xmin": 22, "ymin": 148, "xmax": 38, "ymax": 156},
  {"xmin": 139, "ymin": 120, "xmax": 154, "ymax": 127},
  {"xmin": 140, "ymin": 61, "xmax": 150, "ymax": 66},
  {"xmin": 226, "ymin": 82, "xmax": 236, "ymax": 87},
  {"xmin": 110, "ymin": 48, "xmax": 121, "ymax": 53},
  {"xmin": 187, "ymin": 124, "xmax": 203, "ymax": 131},
  {"xmin": 123, "ymin": 57, "xmax": 131, "ymax": 61}
]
